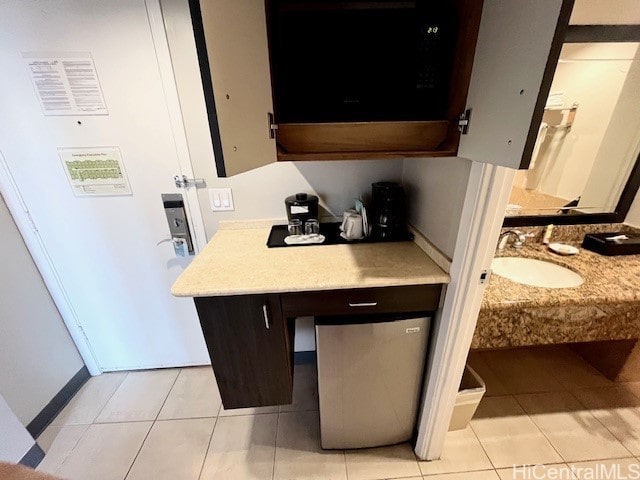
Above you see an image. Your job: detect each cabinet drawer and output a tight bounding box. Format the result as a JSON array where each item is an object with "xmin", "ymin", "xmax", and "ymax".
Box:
[{"xmin": 281, "ymin": 284, "xmax": 442, "ymax": 317}]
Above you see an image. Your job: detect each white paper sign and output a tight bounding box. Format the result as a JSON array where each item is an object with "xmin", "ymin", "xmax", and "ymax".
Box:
[
  {"xmin": 58, "ymin": 147, "xmax": 132, "ymax": 197},
  {"xmin": 24, "ymin": 53, "xmax": 108, "ymax": 116}
]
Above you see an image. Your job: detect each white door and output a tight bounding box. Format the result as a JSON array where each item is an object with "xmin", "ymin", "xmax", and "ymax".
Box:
[{"xmin": 0, "ymin": 0, "xmax": 210, "ymax": 371}]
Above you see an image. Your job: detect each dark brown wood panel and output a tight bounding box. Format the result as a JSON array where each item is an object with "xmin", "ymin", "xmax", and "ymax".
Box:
[
  {"xmin": 281, "ymin": 285, "xmax": 442, "ymax": 318},
  {"xmin": 276, "ymin": 145, "xmax": 457, "ymax": 161},
  {"xmin": 276, "ymin": 121, "xmax": 449, "ymax": 154},
  {"xmin": 194, "ymin": 294, "xmax": 293, "ymax": 409}
]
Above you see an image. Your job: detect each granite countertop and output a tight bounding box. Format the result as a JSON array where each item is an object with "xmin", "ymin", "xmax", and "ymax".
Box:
[
  {"xmin": 482, "ymin": 242, "xmax": 640, "ymax": 311},
  {"xmin": 171, "ymin": 226, "xmax": 450, "ymax": 297}
]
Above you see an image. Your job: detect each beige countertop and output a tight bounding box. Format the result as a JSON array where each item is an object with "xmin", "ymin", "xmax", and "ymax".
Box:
[
  {"xmin": 171, "ymin": 227, "xmax": 450, "ymax": 297},
  {"xmin": 482, "ymin": 240, "xmax": 640, "ymax": 311}
]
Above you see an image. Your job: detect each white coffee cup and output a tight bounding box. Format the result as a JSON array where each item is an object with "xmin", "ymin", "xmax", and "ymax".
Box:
[{"xmin": 340, "ymin": 209, "xmax": 364, "ymax": 240}]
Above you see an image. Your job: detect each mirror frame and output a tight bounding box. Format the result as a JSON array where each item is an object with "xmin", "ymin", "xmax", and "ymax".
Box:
[{"xmin": 504, "ymin": 24, "xmax": 640, "ymax": 228}]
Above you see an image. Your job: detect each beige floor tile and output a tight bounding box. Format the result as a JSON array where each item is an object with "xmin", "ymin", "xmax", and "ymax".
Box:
[
  {"xmin": 569, "ymin": 458, "xmax": 640, "ymax": 479},
  {"xmin": 572, "ymin": 386, "xmax": 640, "ymax": 456},
  {"xmin": 95, "ymin": 369, "xmax": 179, "ymax": 423},
  {"xmin": 280, "ymin": 363, "xmax": 319, "ymax": 412},
  {"xmin": 126, "ymin": 418, "xmax": 215, "ymax": 480},
  {"xmin": 37, "ymin": 424, "xmax": 63, "ymax": 453},
  {"xmin": 479, "ymin": 349, "xmax": 564, "ymax": 395},
  {"xmin": 200, "ymin": 413, "xmax": 278, "ymax": 480},
  {"xmin": 531, "ymin": 346, "xmax": 613, "ymax": 390},
  {"xmin": 467, "ymin": 351, "xmax": 509, "ymax": 397},
  {"xmin": 419, "ymin": 426, "xmax": 493, "ymax": 476},
  {"xmin": 345, "ymin": 443, "xmax": 420, "ymax": 480},
  {"xmin": 36, "ymin": 425, "xmax": 89, "ymax": 474},
  {"xmin": 56, "ymin": 422, "xmax": 151, "ymax": 480},
  {"xmin": 51, "ymin": 372, "xmax": 127, "ymax": 426},
  {"xmin": 497, "ymin": 464, "xmax": 576, "ymax": 480},
  {"xmin": 516, "ymin": 391, "xmax": 630, "ymax": 462},
  {"xmin": 421, "ymin": 470, "xmax": 500, "ymax": 480},
  {"xmin": 470, "ymin": 396, "xmax": 562, "ymax": 468},
  {"xmin": 157, "ymin": 367, "xmax": 221, "ymax": 420},
  {"xmin": 274, "ymin": 411, "xmax": 347, "ymax": 480}
]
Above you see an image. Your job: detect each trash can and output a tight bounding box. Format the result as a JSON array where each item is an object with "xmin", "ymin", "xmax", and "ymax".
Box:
[{"xmin": 448, "ymin": 365, "xmax": 486, "ymax": 431}]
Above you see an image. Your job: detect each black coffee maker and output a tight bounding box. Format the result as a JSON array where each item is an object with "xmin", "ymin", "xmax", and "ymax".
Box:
[{"xmin": 371, "ymin": 182, "xmax": 406, "ymax": 240}]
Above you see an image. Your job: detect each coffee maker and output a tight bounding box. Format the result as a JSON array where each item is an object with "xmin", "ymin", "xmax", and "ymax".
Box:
[{"xmin": 371, "ymin": 182, "xmax": 406, "ymax": 240}]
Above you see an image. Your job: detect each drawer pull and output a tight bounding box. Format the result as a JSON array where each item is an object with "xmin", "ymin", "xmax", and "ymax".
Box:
[
  {"xmin": 262, "ymin": 304, "xmax": 270, "ymax": 329},
  {"xmin": 348, "ymin": 301, "xmax": 378, "ymax": 307}
]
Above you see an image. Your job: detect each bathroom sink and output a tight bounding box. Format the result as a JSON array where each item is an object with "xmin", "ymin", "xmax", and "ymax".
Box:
[{"xmin": 491, "ymin": 257, "xmax": 584, "ymax": 288}]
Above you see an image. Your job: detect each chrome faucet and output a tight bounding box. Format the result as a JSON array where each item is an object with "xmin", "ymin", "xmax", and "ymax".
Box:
[{"xmin": 498, "ymin": 229, "xmax": 526, "ymax": 250}]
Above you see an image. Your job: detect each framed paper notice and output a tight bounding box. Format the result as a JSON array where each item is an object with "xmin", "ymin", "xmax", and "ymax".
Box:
[
  {"xmin": 24, "ymin": 52, "xmax": 108, "ymax": 116},
  {"xmin": 58, "ymin": 147, "xmax": 132, "ymax": 197}
]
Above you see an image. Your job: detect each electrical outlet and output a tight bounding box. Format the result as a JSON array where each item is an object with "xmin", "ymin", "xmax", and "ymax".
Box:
[{"xmin": 209, "ymin": 188, "xmax": 234, "ymax": 211}]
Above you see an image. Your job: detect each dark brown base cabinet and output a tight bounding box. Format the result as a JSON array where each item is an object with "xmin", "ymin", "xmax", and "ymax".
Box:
[
  {"xmin": 194, "ymin": 294, "xmax": 294, "ymax": 409},
  {"xmin": 194, "ymin": 285, "xmax": 442, "ymax": 409}
]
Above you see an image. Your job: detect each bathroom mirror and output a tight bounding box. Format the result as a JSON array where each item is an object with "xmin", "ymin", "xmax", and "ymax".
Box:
[{"xmin": 504, "ymin": 25, "xmax": 640, "ymax": 227}]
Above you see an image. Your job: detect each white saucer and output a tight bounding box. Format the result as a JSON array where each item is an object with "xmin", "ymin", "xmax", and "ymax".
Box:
[
  {"xmin": 284, "ymin": 234, "xmax": 326, "ymax": 245},
  {"xmin": 548, "ymin": 243, "xmax": 579, "ymax": 256}
]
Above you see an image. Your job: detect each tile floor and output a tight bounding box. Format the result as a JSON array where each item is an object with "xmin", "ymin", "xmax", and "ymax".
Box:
[{"xmin": 36, "ymin": 345, "xmax": 640, "ymax": 480}]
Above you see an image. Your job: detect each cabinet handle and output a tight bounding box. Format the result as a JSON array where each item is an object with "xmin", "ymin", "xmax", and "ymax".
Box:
[
  {"xmin": 348, "ymin": 301, "xmax": 378, "ymax": 307},
  {"xmin": 262, "ymin": 304, "xmax": 270, "ymax": 329}
]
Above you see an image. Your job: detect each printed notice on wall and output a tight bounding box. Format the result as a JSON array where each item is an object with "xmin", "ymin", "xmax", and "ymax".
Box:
[
  {"xmin": 23, "ymin": 52, "xmax": 108, "ymax": 116},
  {"xmin": 58, "ymin": 147, "xmax": 132, "ymax": 197}
]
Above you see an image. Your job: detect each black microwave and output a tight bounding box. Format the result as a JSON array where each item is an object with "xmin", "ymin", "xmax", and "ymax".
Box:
[{"xmin": 267, "ymin": 0, "xmax": 457, "ymax": 124}]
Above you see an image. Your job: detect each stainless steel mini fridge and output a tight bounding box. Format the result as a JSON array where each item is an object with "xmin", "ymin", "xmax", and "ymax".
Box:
[{"xmin": 315, "ymin": 314, "xmax": 431, "ymax": 449}]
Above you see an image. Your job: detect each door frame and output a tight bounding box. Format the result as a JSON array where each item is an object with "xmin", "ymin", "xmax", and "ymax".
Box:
[
  {"xmin": 145, "ymin": 0, "xmax": 207, "ymax": 251},
  {"xmin": 414, "ymin": 161, "xmax": 515, "ymax": 460},
  {"xmin": 0, "ymin": 0, "xmax": 207, "ymax": 375}
]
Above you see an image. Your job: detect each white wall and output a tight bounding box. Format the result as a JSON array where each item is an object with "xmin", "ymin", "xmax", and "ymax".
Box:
[
  {"xmin": 0, "ymin": 394, "xmax": 34, "ymax": 463},
  {"xmin": 518, "ymin": 43, "xmax": 637, "ymax": 204},
  {"xmin": 581, "ymin": 47, "xmax": 640, "ymax": 211},
  {"xmin": 626, "ymin": 190, "xmax": 640, "ymax": 227},
  {"xmin": 402, "ymin": 157, "xmax": 473, "ymax": 259},
  {"xmin": 0, "ymin": 194, "xmax": 84, "ymax": 425}
]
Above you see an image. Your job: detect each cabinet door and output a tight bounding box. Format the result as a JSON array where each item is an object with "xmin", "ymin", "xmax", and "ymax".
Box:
[
  {"xmin": 189, "ymin": 0, "xmax": 277, "ymax": 177},
  {"xmin": 194, "ymin": 294, "xmax": 293, "ymax": 408},
  {"xmin": 458, "ymin": 0, "xmax": 573, "ymax": 169}
]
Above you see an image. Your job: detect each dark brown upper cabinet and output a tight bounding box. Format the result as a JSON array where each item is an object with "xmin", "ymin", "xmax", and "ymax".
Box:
[{"xmin": 189, "ymin": 0, "xmax": 573, "ymax": 176}]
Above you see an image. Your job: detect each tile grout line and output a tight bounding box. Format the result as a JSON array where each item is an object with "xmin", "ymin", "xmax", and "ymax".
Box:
[
  {"xmin": 563, "ymin": 388, "xmax": 637, "ymax": 460},
  {"xmin": 271, "ymin": 410, "xmax": 280, "ymax": 480},
  {"xmin": 49, "ymin": 424, "xmax": 91, "ymax": 476},
  {"xmin": 469, "ymin": 422, "xmax": 498, "ymax": 471},
  {"xmin": 51, "ymin": 371, "xmax": 130, "ymax": 475},
  {"xmin": 196, "ymin": 415, "xmax": 219, "ymax": 480},
  {"xmin": 90, "ymin": 371, "xmax": 130, "ymax": 425},
  {"xmin": 511, "ymin": 394, "xmax": 566, "ymax": 463},
  {"xmin": 122, "ymin": 368, "xmax": 181, "ymax": 480}
]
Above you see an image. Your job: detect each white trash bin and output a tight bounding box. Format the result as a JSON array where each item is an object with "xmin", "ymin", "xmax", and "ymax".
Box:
[{"xmin": 448, "ymin": 365, "xmax": 486, "ymax": 431}]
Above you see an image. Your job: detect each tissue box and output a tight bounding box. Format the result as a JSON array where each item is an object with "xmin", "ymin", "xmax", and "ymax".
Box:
[{"xmin": 582, "ymin": 232, "xmax": 640, "ymax": 256}]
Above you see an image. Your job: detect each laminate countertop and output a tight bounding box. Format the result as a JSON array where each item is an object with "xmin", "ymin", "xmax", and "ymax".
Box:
[
  {"xmin": 171, "ymin": 226, "xmax": 450, "ymax": 297},
  {"xmin": 474, "ymin": 224, "xmax": 640, "ymax": 349}
]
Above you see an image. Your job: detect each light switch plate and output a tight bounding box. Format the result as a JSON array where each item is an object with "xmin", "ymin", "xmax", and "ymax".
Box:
[{"xmin": 209, "ymin": 188, "xmax": 234, "ymax": 211}]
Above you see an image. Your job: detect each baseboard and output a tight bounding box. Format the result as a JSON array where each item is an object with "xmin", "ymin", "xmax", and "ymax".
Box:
[
  {"xmin": 19, "ymin": 443, "xmax": 45, "ymax": 469},
  {"xmin": 27, "ymin": 366, "xmax": 90, "ymax": 438},
  {"xmin": 294, "ymin": 351, "xmax": 316, "ymax": 365}
]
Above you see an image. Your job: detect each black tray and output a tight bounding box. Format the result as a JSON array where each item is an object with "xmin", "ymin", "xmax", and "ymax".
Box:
[
  {"xmin": 266, "ymin": 222, "xmax": 414, "ymax": 248},
  {"xmin": 582, "ymin": 231, "xmax": 640, "ymax": 256}
]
